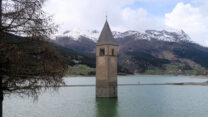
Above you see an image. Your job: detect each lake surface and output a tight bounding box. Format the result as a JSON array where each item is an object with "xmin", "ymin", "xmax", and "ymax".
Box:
[{"xmin": 4, "ymin": 75, "xmax": 208, "ymax": 117}]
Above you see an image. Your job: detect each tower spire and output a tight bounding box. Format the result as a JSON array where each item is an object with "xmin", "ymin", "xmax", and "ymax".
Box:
[{"xmin": 97, "ymin": 20, "xmax": 116, "ymax": 45}]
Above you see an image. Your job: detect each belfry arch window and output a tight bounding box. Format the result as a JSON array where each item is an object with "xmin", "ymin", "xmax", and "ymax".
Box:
[
  {"xmin": 112, "ymin": 49, "xmax": 115, "ymax": 56},
  {"xmin": 100, "ymin": 48, "xmax": 105, "ymax": 56}
]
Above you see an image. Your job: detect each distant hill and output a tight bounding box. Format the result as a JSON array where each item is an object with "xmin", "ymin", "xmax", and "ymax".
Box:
[
  {"xmin": 4, "ymin": 33, "xmax": 98, "ymax": 76},
  {"xmin": 53, "ymin": 29, "xmax": 208, "ymax": 75}
]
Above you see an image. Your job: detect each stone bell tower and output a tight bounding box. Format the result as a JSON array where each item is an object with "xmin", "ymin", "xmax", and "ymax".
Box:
[{"xmin": 96, "ymin": 20, "xmax": 118, "ymax": 98}]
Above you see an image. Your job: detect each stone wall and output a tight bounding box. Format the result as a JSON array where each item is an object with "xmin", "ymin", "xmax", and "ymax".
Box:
[{"xmin": 96, "ymin": 45, "xmax": 118, "ymax": 98}]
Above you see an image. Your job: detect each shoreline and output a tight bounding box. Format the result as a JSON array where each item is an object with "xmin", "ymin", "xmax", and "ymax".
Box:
[
  {"xmin": 64, "ymin": 74, "xmax": 208, "ymax": 79},
  {"xmin": 51, "ymin": 81, "xmax": 208, "ymax": 87}
]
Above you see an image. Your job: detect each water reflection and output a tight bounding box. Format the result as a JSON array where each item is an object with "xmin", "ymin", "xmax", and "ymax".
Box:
[{"xmin": 96, "ymin": 98, "xmax": 118, "ymax": 117}]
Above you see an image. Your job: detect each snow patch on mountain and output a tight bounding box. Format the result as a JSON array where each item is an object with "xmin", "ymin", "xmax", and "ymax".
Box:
[
  {"xmin": 145, "ymin": 30, "xmax": 191, "ymax": 42},
  {"xmin": 113, "ymin": 30, "xmax": 138, "ymax": 38}
]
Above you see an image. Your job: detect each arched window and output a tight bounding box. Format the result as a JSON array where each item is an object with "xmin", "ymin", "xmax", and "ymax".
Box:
[
  {"xmin": 112, "ymin": 49, "xmax": 114, "ymax": 56},
  {"xmin": 100, "ymin": 48, "xmax": 105, "ymax": 56}
]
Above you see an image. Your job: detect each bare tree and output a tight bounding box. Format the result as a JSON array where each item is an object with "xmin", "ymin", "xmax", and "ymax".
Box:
[{"xmin": 0, "ymin": 0, "xmax": 68, "ymax": 116}]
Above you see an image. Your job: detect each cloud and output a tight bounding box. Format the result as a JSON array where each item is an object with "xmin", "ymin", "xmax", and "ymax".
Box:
[
  {"xmin": 43, "ymin": 0, "xmax": 158, "ymax": 33},
  {"xmin": 43, "ymin": 0, "xmax": 208, "ymax": 47},
  {"xmin": 165, "ymin": 2, "xmax": 208, "ymax": 46},
  {"xmin": 118, "ymin": 7, "xmax": 157, "ymax": 31}
]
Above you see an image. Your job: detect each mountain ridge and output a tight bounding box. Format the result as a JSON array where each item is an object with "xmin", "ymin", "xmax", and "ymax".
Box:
[
  {"xmin": 52, "ymin": 29, "xmax": 208, "ymax": 75},
  {"xmin": 55, "ymin": 29, "xmax": 192, "ymax": 43}
]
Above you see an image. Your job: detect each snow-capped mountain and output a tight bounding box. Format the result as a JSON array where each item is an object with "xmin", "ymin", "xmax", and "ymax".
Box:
[
  {"xmin": 52, "ymin": 28, "xmax": 208, "ymax": 74},
  {"xmin": 113, "ymin": 29, "xmax": 191, "ymax": 42},
  {"xmin": 56, "ymin": 28, "xmax": 99, "ymax": 42},
  {"xmin": 145, "ymin": 30, "xmax": 191, "ymax": 42},
  {"xmin": 56, "ymin": 28, "xmax": 191, "ymax": 43}
]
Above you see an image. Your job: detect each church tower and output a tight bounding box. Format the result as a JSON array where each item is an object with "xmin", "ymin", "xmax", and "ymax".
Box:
[{"xmin": 96, "ymin": 20, "xmax": 118, "ymax": 98}]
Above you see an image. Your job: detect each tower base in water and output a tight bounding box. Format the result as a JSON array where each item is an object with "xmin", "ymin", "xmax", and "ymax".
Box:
[{"xmin": 96, "ymin": 80, "xmax": 117, "ymax": 98}]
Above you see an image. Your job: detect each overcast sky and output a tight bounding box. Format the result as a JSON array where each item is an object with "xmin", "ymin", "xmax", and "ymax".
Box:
[{"xmin": 43, "ymin": 0, "xmax": 208, "ymax": 46}]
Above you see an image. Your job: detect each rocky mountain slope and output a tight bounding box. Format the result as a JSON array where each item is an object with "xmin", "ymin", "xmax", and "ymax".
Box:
[{"xmin": 53, "ymin": 29, "xmax": 208, "ymax": 75}]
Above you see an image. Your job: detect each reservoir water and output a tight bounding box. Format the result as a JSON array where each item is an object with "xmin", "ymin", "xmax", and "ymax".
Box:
[{"xmin": 4, "ymin": 75, "xmax": 208, "ymax": 117}]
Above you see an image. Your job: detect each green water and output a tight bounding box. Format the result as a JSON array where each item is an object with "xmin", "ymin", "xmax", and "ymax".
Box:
[{"xmin": 4, "ymin": 76, "xmax": 208, "ymax": 117}]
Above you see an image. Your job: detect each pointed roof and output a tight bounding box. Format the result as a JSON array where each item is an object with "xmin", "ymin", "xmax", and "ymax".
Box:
[{"xmin": 96, "ymin": 20, "xmax": 117, "ymax": 45}]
